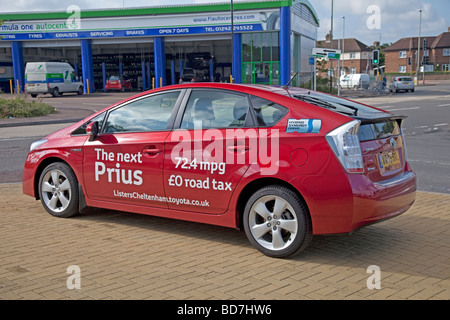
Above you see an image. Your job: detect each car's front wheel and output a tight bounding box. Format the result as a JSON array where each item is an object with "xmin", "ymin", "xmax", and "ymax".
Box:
[
  {"xmin": 38, "ymin": 162, "xmax": 79, "ymax": 218},
  {"xmin": 243, "ymin": 185, "xmax": 312, "ymax": 258}
]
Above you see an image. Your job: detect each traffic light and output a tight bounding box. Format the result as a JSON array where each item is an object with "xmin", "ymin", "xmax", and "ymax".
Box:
[{"xmin": 372, "ymin": 49, "xmax": 379, "ymax": 65}]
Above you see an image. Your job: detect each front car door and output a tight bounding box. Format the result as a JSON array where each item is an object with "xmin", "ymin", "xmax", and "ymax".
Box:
[{"xmin": 82, "ymin": 90, "xmax": 183, "ymax": 208}]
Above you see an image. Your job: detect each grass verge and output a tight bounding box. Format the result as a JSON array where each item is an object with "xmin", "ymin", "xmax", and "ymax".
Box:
[{"xmin": 0, "ymin": 94, "xmax": 56, "ymax": 118}]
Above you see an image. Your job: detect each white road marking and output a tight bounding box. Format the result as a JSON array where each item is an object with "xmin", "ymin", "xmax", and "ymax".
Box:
[
  {"xmin": 387, "ymin": 107, "xmax": 420, "ymax": 111},
  {"xmin": 437, "ymin": 104, "xmax": 450, "ymax": 107},
  {"xmin": 409, "ymin": 159, "xmax": 450, "ymax": 166}
]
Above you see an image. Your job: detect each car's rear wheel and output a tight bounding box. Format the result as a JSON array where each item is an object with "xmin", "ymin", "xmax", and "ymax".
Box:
[
  {"xmin": 243, "ymin": 185, "xmax": 312, "ymax": 258},
  {"xmin": 52, "ymin": 87, "xmax": 60, "ymax": 97},
  {"xmin": 38, "ymin": 162, "xmax": 79, "ymax": 218}
]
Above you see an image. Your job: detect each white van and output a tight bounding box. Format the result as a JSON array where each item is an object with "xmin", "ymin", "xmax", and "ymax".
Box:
[
  {"xmin": 25, "ymin": 62, "xmax": 83, "ymax": 97},
  {"xmin": 340, "ymin": 73, "xmax": 370, "ymax": 90}
]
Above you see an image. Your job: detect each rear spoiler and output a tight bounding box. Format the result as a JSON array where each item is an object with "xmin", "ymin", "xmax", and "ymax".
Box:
[{"xmin": 354, "ymin": 112, "xmax": 407, "ymax": 125}]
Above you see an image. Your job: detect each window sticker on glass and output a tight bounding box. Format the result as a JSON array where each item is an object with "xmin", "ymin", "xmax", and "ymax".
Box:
[{"xmin": 286, "ymin": 118, "xmax": 322, "ymax": 133}]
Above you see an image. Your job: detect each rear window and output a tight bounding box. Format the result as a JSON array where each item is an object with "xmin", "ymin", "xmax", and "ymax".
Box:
[
  {"xmin": 359, "ymin": 121, "xmax": 401, "ymax": 141},
  {"xmin": 287, "ymin": 88, "xmax": 383, "ymax": 116}
]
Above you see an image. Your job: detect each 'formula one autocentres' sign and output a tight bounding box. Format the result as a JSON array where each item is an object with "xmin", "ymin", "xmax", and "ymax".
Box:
[{"xmin": 0, "ymin": 9, "xmax": 279, "ymax": 40}]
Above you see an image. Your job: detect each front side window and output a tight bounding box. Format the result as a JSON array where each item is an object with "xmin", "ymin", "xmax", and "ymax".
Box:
[
  {"xmin": 72, "ymin": 112, "xmax": 106, "ymax": 135},
  {"xmin": 104, "ymin": 91, "xmax": 180, "ymax": 133},
  {"xmin": 180, "ymin": 90, "xmax": 251, "ymax": 129}
]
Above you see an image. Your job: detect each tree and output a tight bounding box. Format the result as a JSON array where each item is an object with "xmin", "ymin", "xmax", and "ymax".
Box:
[{"xmin": 316, "ymin": 59, "xmax": 329, "ymax": 74}]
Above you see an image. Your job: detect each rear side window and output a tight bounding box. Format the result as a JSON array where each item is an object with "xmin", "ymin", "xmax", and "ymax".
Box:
[{"xmin": 250, "ymin": 95, "xmax": 288, "ymax": 127}]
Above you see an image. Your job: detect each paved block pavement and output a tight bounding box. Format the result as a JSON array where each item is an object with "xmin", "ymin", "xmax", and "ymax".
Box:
[{"xmin": 0, "ymin": 183, "xmax": 448, "ymax": 300}]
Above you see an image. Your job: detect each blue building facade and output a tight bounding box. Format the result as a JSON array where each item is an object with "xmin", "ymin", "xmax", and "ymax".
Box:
[{"xmin": 0, "ymin": 0, "xmax": 319, "ymax": 93}]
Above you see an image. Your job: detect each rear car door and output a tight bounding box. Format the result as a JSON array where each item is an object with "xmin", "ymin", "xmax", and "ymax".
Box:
[
  {"xmin": 82, "ymin": 90, "xmax": 183, "ymax": 208},
  {"xmin": 163, "ymin": 89, "xmax": 258, "ymax": 214}
]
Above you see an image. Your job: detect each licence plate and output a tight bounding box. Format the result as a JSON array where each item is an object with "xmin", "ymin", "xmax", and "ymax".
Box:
[
  {"xmin": 403, "ymin": 82, "xmax": 410, "ymax": 84},
  {"xmin": 378, "ymin": 149, "xmax": 401, "ymax": 170}
]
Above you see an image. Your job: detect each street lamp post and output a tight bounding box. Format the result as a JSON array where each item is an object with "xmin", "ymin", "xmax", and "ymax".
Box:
[
  {"xmin": 329, "ymin": 0, "xmax": 334, "ymax": 94},
  {"xmin": 342, "ymin": 16, "xmax": 345, "ymax": 74},
  {"xmin": 416, "ymin": 9, "xmax": 422, "ymax": 84},
  {"xmin": 231, "ymin": 0, "xmax": 234, "ymax": 83}
]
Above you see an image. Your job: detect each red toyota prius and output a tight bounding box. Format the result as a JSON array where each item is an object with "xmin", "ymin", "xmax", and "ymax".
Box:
[{"xmin": 22, "ymin": 83, "xmax": 416, "ymax": 258}]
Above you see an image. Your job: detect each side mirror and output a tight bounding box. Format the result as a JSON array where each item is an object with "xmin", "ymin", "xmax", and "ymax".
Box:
[{"xmin": 86, "ymin": 121, "xmax": 99, "ymax": 141}]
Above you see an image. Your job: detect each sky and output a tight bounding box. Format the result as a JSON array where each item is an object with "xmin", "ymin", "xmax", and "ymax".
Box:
[{"xmin": 0, "ymin": 0, "xmax": 449, "ymax": 46}]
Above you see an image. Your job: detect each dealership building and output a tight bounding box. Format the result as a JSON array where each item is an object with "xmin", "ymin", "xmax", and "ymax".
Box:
[{"xmin": 0, "ymin": 0, "xmax": 319, "ymax": 93}]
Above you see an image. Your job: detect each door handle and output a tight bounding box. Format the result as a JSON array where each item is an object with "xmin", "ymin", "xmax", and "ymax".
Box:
[
  {"xmin": 227, "ymin": 145, "xmax": 250, "ymax": 153},
  {"xmin": 143, "ymin": 148, "xmax": 162, "ymax": 157}
]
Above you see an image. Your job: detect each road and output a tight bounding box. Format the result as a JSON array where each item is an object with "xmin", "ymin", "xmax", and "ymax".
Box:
[
  {"xmin": 0, "ymin": 85, "xmax": 449, "ymax": 194},
  {"xmin": 354, "ymin": 83, "xmax": 450, "ymax": 194}
]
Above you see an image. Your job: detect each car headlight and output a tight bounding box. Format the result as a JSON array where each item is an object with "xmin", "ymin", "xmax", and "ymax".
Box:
[{"xmin": 29, "ymin": 139, "xmax": 48, "ymax": 152}]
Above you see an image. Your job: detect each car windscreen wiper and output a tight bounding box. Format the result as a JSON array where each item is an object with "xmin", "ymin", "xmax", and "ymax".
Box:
[
  {"xmin": 293, "ymin": 94, "xmax": 337, "ymax": 110},
  {"xmin": 293, "ymin": 94, "xmax": 358, "ymax": 116}
]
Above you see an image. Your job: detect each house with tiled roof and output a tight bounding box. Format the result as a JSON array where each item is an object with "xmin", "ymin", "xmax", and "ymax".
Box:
[
  {"xmin": 316, "ymin": 32, "xmax": 372, "ymax": 77},
  {"xmin": 430, "ymin": 29, "xmax": 450, "ymax": 71},
  {"xmin": 385, "ymin": 27, "xmax": 450, "ymax": 74}
]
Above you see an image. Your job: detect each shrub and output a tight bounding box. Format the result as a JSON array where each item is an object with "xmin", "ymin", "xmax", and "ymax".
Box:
[
  {"xmin": 300, "ymin": 77, "xmax": 338, "ymax": 94},
  {"xmin": 0, "ymin": 94, "xmax": 56, "ymax": 118}
]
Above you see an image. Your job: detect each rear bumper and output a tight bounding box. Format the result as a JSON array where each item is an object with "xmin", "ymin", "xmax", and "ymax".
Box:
[
  {"xmin": 26, "ymin": 86, "xmax": 51, "ymax": 94},
  {"xmin": 290, "ymin": 168, "xmax": 416, "ymax": 235},
  {"xmin": 347, "ymin": 169, "xmax": 416, "ymax": 232}
]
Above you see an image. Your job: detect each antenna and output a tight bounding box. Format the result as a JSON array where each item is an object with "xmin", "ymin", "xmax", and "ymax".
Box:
[{"xmin": 283, "ymin": 71, "xmax": 298, "ymax": 88}]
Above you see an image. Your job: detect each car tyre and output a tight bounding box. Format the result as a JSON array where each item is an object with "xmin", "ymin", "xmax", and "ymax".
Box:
[
  {"xmin": 31, "ymin": 94, "xmax": 38, "ymax": 98},
  {"xmin": 243, "ymin": 185, "xmax": 312, "ymax": 258},
  {"xmin": 52, "ymin": 87, "xmax": 60, "ymax": 97},
  {"xmin": 77, "ymin": 86, "xmax": 84, "ymax": 95},
  {"xmin": 38, "ymin": 162, "xmax": 79, "ymax": 218}
]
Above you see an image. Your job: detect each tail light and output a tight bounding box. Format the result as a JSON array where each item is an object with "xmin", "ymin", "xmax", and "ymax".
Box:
[{"xmin": 326, "ymin": 120, "xmax": 364, "ymax": 174}]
